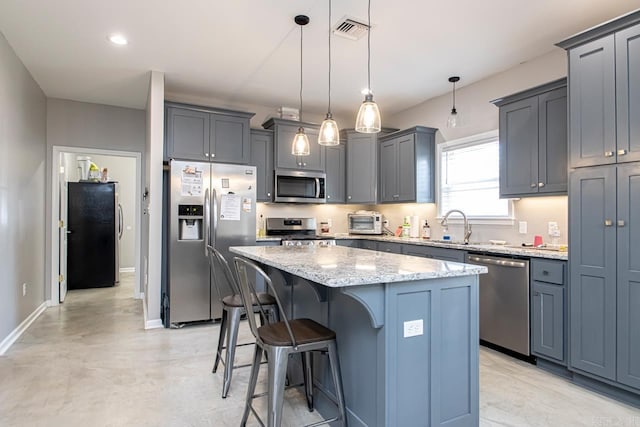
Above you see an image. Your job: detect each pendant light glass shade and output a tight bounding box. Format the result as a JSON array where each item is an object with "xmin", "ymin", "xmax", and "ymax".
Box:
[
  {"xmin": 319, "ymin": 114, "xmax": 339, "ymax": 145},
  {"xmin": 319, "ymin": 0, "xmax": 340, "ymax": 146},
  {"xmin": 292, "ymin": 15, "xmax": 311, "ymax": 156},
  {"xmin": 292, "ymin": 127, "xmax": 311, "ymax": 155},
  {"xmin": 446, "ymin": 76, "xmax": 461, "ymax": 128},
  {"xmin": 355, "ymin": 0, "xmax": 381, "ymax": 134},
  {"xmin": 355, "ymin": 93, "xmax": 381, "ymax": 133}
]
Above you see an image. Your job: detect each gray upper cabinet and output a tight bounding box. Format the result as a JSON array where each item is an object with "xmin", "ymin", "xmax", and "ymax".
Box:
[
  {"xmin": 165, "ymin": 103, "xmax": 253, "ymax": 164},
  {"xmin": 324, "ymin": 143, "xmax": 346, "ymax": 203},
  {"xmin": 492, "ymin": 79, "xmax": 567, "ymax": 197},
  {"xmin": 531, "ymin": 259, "xmax": 566, "ymax": 364},
  {"xmin": 250, "ymin": 129, "xmax": 274, "ymax": 202},
  {"xmin": 378, "ymin": 126, "xmax": 437, "ymax": 203},
  {"xmin": 262, "ymin": 118, "xmax": 324, "ymax": 171},
  {"xmin": 559, "ymin": 18, "xmax": 640, "ymax": 167},
  {"xmin": 344, "ymin": 130, "xmax": 378, "ymax": 204},
  {"xmin": 616, "ymin": 24, "xmax": 640, "ymax": 164}
]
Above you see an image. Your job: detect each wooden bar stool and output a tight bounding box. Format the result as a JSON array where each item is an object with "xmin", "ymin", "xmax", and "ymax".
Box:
[
  {"xmin": 208, "ymin": 246, "xmax": 279, "ymax": 398},
  {"xmin": 234, "ymin": 257, "xmax": 347, "ymax": 427}
]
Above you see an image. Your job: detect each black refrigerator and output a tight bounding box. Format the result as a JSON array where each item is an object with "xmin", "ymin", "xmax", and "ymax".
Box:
[{"xmin": 67, "ymin": 182, "xmax": 122, "ymax": 289}]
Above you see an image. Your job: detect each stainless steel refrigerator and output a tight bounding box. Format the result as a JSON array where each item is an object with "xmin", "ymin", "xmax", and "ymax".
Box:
[{"xmin": 167, "ymin": 160, "xmax": 256, "ymax": 325}]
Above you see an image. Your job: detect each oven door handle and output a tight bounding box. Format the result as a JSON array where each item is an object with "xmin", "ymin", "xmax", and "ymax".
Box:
[{"xmin": 468, "ymin": 256, "xmax": 527, "ymax": 268}]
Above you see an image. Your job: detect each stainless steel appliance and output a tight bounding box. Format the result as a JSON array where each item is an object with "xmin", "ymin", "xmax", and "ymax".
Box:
[
  {"xmin": 67, "ymin": 181, "xmax": 122, "ymax": 289},
  {"xmin": 348, "ymin": 211, "xmax": 383, "ymax": 235},
  {"xmin": 465, "ymin": 253, "xmax": 530, "ymax": 356},
  {"xmin": 274, "ymin": 170, "xmax": 326, "ymax": 203},
  {"xmin": 167, "ymin": 160, "xmax": 256, "ymax": 325},
  {"xmin": 266, "ymin": 217, "xmax": 336, "ymax": 247}
]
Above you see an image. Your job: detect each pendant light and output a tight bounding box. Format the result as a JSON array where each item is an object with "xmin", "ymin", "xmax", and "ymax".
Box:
[
  {"xmin": 292, "ymin": 15, "xmax": 311, "ymax": 156},
  {"xmin": 318, "ymin": 0, "xmax": 339, "ymax": 146},
  {"xmin": 355, "ymin": 0, "xmax": 381, "ymax": 133},
  {"xmin": 447, "ymin": 76, "xmax": 461, "ymax": 128}
]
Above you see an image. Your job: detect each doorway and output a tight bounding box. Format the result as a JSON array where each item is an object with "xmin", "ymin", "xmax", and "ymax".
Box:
[{"xmin": 51, "ymin": 146, "xmax": 142, "ymax": 304}]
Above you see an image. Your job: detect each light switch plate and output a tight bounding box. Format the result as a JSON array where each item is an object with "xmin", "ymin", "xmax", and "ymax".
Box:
[
  {"xmin": 519, "ymin": 221, "xmax": 528, "ymax": 234},
  {"xmin": 403, "ymin": 319, "xmax": 424, "ymax": 338}
]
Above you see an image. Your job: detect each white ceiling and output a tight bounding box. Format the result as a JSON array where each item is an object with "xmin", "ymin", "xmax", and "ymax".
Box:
[{"xmin": 0, "ymin": 1, "xmax": 637, "ymax": 117}]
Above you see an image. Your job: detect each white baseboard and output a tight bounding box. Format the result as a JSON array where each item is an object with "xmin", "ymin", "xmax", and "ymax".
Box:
[
  {"xmin": 119, "ymin": 267, "xmax": 136, "ymax": 273},
  {"xmin": 145, "ymin": 319, "xmax": 163, "ymax": 329},
  {"xmin": 0, "ymin": 302, "xmax": 48, "ymax": 355}
]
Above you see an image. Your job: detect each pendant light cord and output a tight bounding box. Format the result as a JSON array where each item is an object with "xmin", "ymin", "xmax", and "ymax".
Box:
[
  {"xmin": 452, "ymin": 80, "xmax": 456, "ymax": 110},
  {"xmin": 327, "ymin": 0, "xmax": 332, "ymax": 115},
  {"xmin": 299, "ymin": 24, "xmax": 304, "ymax": 123},
  {"xmin": 367, "ymin": 0, "xmax": 371, "ymax": 94}
]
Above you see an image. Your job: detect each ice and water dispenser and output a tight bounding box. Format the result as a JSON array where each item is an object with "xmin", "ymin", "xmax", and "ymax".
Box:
[{"xmin": 178, "ymin": 204, "xmax": 203, "ymax": 240}]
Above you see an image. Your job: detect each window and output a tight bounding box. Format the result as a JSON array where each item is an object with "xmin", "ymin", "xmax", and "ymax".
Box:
[{"xmin": 437, "ymin": 130, "xmax": 512, "ymax": 221}]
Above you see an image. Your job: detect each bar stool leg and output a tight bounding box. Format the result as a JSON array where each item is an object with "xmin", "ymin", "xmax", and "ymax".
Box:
[
  {"xmin": 222, "ymin": 307, "xmax": 243, "ymax": 398},
  {"xmin": 212, "ymin": 308, "xmax": 228, "ymax": 373},
  {"xmin": 241, "ymin": 344, "xmax": 264, "ymax": 427},
  {"xmin": 267, "ymin": 346, "xmax": 290, "ymax": 427},
  {"xmin": 301, "ymin": 352, "xmax": 314, "ymax": 411},
  {"xmin": 328, "ymin": 341, "xmax": 348, "ymax": 426}
]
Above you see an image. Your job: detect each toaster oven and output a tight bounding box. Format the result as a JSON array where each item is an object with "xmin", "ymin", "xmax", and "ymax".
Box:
[{"xmin": 348, "ymin": 212, "xmax": 383, "ymax": 235}]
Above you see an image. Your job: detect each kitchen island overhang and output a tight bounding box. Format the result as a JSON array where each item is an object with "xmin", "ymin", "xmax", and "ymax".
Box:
[{"xmin": 230, "ymin": 245, "xmax": 487, "ymax": 427}]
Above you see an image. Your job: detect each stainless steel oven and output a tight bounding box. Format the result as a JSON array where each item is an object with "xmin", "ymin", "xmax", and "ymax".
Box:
[{"xmin": 274, "ymin": 170, "xmax": 326, "ymax": 203}]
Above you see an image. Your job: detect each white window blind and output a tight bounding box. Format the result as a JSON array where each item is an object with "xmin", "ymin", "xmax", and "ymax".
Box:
[{"xmin": 438, "ymin": 131, "xmax": 511, "ymax": 219}]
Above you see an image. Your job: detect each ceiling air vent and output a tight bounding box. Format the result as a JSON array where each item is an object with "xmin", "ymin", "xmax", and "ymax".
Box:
[{"xmin": 332, "ymin": 16, "xmax": 370, "ymax": 41}]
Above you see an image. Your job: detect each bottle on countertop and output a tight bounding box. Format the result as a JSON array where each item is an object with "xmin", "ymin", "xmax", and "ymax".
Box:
[
  {"xmin": 422, "ymin": 220, "xmax": 431, "ymax": 239},
  {"xmin": 402, "ymin": 216, "xmax": 411, "ymax": 237},
  {"xmin": 258, "ymin": 214, "xmax": 265, "ymax": 237}
]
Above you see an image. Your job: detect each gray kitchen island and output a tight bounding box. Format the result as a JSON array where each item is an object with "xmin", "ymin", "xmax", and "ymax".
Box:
[{"xmin": 230, "ymin": 245, "xmax": 487, "ymax": 427}]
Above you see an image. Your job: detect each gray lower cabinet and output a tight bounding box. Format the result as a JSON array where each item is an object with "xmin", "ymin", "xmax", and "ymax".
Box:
[
  {"xmin": 262, "ymin": 118, "xmax": 324, "ymax": 171},
  {"xmin": 378, "ymin": 126, "xmax": 437, "ymax": 203},
  {"xmin": 530, "ymin": 259, "xmax": 566, "ymax": 364},
  {"xmin": 360, "ymin": 240, "xmax": 378, "ymax": 251},
  {"xmin": 165, "ymin": 104, "xmax": 253, "ymax": 164},
  {"xmin": 492, "ymin": 79, "xmax": 567, "ymax": 197},
  {"xmin": 402, "ymin": 244, "xmax": 466, "ymax": 263},
  {"xmin": 324, "ymin": 143, "xmax": 345, "ymax": 203},
  {"xmin": 569, "ymin": 163, "xmax": 640, "ymax": 389},
  {"xmin": 335, "ymin": 239, "xmax": 360, "ymax": 248},
  {"xmin": 255, "ymin": 240, "xmax": 280, "ymax": 291},
  {"xmin": 559, "ymin": 19, "xmax": 640, "ymax": 167},
  {"xmin": 376, "ymin": 242, "xmax": 403, "ymax": 254},
  {"xmin": 250, "ymin": 129, "xmax": 274, "ymax": 202}
]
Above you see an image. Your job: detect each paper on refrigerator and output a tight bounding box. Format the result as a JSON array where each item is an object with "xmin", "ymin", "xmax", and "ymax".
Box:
[
  {"xmin": 180, "ymin": 165, "xmax": 203, "ymax": 197},
  {"xmin": 220, "ymin": 194, "xmax": 241, "ymax": 221}
]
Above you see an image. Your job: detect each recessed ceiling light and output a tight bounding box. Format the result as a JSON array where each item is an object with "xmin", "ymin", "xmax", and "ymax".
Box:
[{"xmin": 108, "ymin": 34, "xmax": 128, "ymax": 46}]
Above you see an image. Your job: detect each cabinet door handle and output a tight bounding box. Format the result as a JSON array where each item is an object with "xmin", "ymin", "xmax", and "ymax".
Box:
[
  {"xmin": 327, "ymin": 195, "xmax": 331, "ymax": 199},
  {"xmin": 534, "ymin": 292, "xmax": 540, "ymax": 296},
  {"xmin": 542, "ymin": 270, "xmax": 549, "ymax": 275},
  {"xmin": 604, "ymin": 151, "xmax": 614, "ymax": 157},
  {"xmin": 531, "ymin": 183, "xmax": 537, "ymax": 188},
  {"xmin": 211, "ymin": 153, "xmax": 215, "ymax": 158},
  {"xmin": 538, "ymin": 182, "xmax": 545, "ymax": 188},
  {"xmin": 604, "ymin": 219, "xmax": 613, "ymax": 227},
  {"xmin": 617, "ymin": 220, "xmax": 625, "ymax": 227},
  {"xmin": 348, "ymin": 195, "xmax": 352, "ymax": 200},
  {"xmin": 303, "ymin": 162, "xmax": 307, "ymax": 166},
  {"xmin": 618, "ymin": 149, "xmax": 627, "ymax": 156},
  {"xmin": 205, "ymin": 153, "xmax": 209, "ymax": 157},
  {"xmin": 267, "ymin": 192, "xmax": 271, "ymax": 197}
]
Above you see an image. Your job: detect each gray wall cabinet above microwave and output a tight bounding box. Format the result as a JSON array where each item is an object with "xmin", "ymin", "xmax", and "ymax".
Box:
[
  {"xmin": 378, "ymin": 126, "xmax": 437, "ymax": 204},
  {"xmin": 262, "ymin": 118, "xmax": 324, "ymax": 171},
  {"xmin": 165, "ymin": 103, "xmax": 253, "ymax": 164},
  {"xmin": 492, "ymin": 78, "xmax": 567, "ymax": 198},
  {"xmin": 249, "ymin": 129, "xmax": 274, "ymax": 202}
]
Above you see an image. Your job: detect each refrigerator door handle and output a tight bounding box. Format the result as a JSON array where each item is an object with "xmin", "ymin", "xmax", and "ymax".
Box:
[
  {"xmin": 118, "ymin": 204, "xmax": 124, "ymax": 240},
  {"xmin": 204, "ymin": 188, "xmax": 210, "ymax": 257},
  {"xmin": 211, "ymin": 188, "xmax": 218, "ymax": 249}
]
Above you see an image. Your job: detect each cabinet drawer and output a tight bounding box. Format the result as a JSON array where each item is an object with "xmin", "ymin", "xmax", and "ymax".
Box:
[{"xmin": 532, "ymin": 260, "xmax": 564, "ymax": 284}]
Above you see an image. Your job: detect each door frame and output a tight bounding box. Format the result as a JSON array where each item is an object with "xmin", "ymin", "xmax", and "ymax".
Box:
[{"xmin": 50, "ymin": 146, "xmax": 143, "ymax": 305}]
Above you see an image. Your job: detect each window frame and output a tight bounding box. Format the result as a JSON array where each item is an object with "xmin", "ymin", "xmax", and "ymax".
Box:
[{"xmin": 436, "ymin": 130, "xmax": 515, "ymax": 225}]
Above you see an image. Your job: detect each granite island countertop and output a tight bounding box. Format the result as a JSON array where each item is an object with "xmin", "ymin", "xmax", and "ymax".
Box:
[
  {"xmin": 230, "ymin": 245, "xmax": 488, "ymax": 288},
  {"xmin": 256, "ymin": 235, "xmax": 568, "ymax": 261}
]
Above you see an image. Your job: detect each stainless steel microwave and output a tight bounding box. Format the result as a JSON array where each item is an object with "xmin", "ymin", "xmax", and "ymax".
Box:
[{"xmin": 274, "ymin": 170, "xmax": 326, "ymax": 203}]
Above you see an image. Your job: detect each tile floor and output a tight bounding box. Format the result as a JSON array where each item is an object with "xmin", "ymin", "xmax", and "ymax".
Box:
[{"xmin": 0, "ymin": 274, "xmax": 638, "ymax": 426}]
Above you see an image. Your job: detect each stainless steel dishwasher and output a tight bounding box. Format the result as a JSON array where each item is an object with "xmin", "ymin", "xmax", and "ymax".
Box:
[{"xmin": 465, "ymin": 253, "xmax": 530, "ymax": 356}]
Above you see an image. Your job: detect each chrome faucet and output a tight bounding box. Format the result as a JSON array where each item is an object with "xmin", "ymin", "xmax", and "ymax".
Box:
[{"xmin": 440, "ymin": 209, "xmax": 472, "ymax": 244}]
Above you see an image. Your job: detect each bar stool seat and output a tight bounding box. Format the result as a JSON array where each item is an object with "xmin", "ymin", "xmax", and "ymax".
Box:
[
  {"xmin": 208, "ymin": 246, "xmax": 279, "ymax": 399},
  {"xmin": 234, "ymin": 257, "xmax": 347, "ymax": 427},
  {"xmin": 258, "ymin": 318, "xmax": 336, "ymax": 346}
]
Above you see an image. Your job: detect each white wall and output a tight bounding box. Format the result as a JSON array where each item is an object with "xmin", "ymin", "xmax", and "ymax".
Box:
[
  {"xmin": 144, "ymin": 71, "xmax": 164, "ymax": 328},
  {"xmin": 46, "ymin": 99, "xmax": 146, "ymax": 300},
  {"xmin": 0, "ymin": 31, "xmax": 46, "ymax": 345}
]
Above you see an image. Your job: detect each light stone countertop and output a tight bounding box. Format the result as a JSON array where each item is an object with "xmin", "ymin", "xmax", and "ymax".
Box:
[
  {"xmin": 256, "ymin": 235, "xmax": 568, "ymax": 261},
  {"xmin": 230, "ymin": 245, "xmax": 488, "ymax": 288}
]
